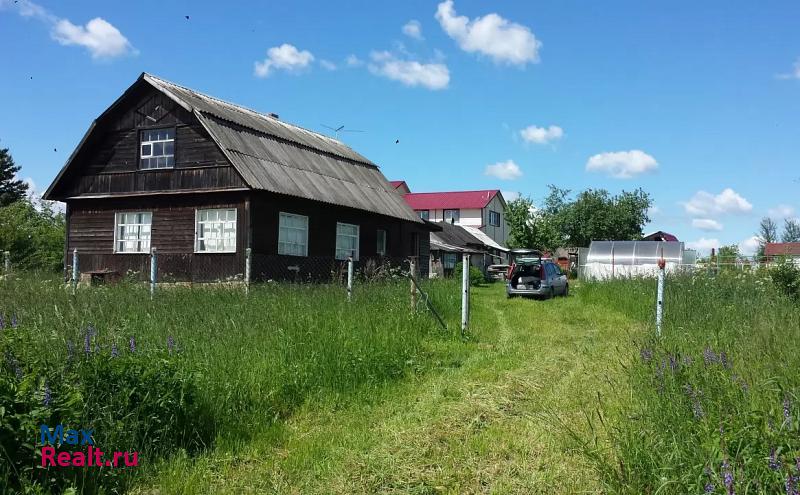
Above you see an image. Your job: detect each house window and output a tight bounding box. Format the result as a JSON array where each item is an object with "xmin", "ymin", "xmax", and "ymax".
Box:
[
  {"xmin": 335, "ymin": 222, "xmax": 359, "ymax": 260},
  {"xmin": 489, "ymin": 210, "xmax": 501, "ymax": 227},
  {"xmin": 278, "ymin": 212, "xmax": 308, "ymax": 257},
  {"xmin": 114, "ymin": 212, "xmax": 152, "ymax": 253},
  {"xmin": 443, "ymin": 252, "xmax": 457, "ymax": 269},
  {"xmin": 195, "ymin": 208, "xmax": 236, "ymax": 253},
  {"xmin": 140, "ymin": 128, "xmax": 175, "ymax": 169},
  {"xmin": 377, "ymin": 229, "xmax": 387, "ymax": 256},
  {"xmin": 418, "ymin": 210, "xmax": 430, "ymax": 221},
  {"xmin": 444, "ymin": 209, "xmax": 460, "ymax": 223}
]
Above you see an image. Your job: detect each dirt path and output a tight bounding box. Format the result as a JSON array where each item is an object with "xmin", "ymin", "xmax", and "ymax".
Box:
[{"xmin": 142, "ymin": 283, "xmax": 634, "ymax": 494}]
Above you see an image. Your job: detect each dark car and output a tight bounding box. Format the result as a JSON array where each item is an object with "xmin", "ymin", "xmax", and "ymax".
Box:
[{"xmin": 506, "ymin": 257, "xmax": 569, "ymax": 299}]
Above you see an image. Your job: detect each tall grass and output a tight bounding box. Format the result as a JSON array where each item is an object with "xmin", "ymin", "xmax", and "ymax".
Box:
[
  {"xmin": 0, "ymin": 275, "xmax": 461, "ymax": 492},
  {"xmin": 578, "ymin": 271, "xmax": 800, "ymax": 494}
]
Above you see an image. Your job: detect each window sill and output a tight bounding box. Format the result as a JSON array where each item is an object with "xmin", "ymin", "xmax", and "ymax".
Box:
[{"xmin": 194, "ymin": 251, "xmax": 237, "ymax": 255}]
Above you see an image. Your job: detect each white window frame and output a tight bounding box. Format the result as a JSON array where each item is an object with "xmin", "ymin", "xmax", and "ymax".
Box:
[
  {"xmin": 489, "ymin": 210, "xmax": 501, "ymax": 227},
  {"xmin": 140, "ymin": 128, "xmax": 175, "ymax": 170},
  {"xmin": 444, "ymin": 209, "xmax": 460, "ymax": 223},
  {"xmin": 195, "ymin": 208, "xmax": 237, "ymax": 253},
  {"xmin": 418, "ymin": 210, "xmax": 430, "ymax": 221},
  {"xmin": 278, "ymin": 212, "xmax": 309, "ymax": 257},
  {"xmin": 376, "ymin": 229, "xmax": 387, "ymax": 256},
  {"xmin": 113, "ymin": 211, "xmax": 152, "ymax": 254},
  {"xmin": 335, "ymin": 222, "xmax": 360, "ymax": 261}
]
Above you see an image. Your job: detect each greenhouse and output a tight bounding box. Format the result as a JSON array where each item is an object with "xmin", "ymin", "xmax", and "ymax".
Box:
[{"xmin": 580, "ymin": 241, "xmax": 694, "ymax": 280}]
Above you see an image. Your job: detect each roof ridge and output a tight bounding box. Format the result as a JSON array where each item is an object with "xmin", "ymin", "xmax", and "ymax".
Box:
[
  {"xmin": 142, "ymin": 73, "xmax": 352, "ymax": 150},
  {"xmin": 405, "ymin": 189, "xmax": 500, "ymax": 195}
]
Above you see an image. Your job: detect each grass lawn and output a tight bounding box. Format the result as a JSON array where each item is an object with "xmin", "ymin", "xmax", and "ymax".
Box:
[{"xmin": 139, "ymin": 281, "xmax": 637, "ymax": 494}]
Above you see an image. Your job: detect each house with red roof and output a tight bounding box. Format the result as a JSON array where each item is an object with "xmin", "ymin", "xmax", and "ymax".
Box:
[
  {"xmin": 764, "ymin": 242, "xmax": 800, "ymax": 265},
  {"xmin": 393, "ymin": 183, "xmax": 509, "ymax": 249}
]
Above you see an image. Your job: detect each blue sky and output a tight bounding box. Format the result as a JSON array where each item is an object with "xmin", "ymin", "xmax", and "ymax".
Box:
[{"xmin": 1, "ymin": 0, "xmax": 799, "ymax": 253}]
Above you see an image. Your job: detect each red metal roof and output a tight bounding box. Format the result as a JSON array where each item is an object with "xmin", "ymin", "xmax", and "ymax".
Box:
[
  {"xmin": 403, "ymin": 190, "xmax": 500, "ymax": 210},
  {"xmin": 765, "ymin": 242, "xmax": 800, "ymax": 257},
  {"xmin": 389, "ymin": 180, "xmax": 407, "ymax": 189}
]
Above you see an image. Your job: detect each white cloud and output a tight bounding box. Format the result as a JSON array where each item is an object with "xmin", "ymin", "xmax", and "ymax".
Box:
[
  {"xmin": 585, "ymin": 150, "xmax": 658, "ymax": 179},
  {"xmin": 319, "ymin": 59, "xmax": 337, "ymax": 71},
  {"xmin": 402, "ymin": 20, "xmax": 424, "ymax": 40},
  {"xmin": 484, "ymin": 160, "xmax": 522, "ymax": 180},
  {"xmin": 682, "ymin": 188, "xmax": 753, "ymax": 216},
  {"xmin": 647, "ymin": 205, "xmax": 661, "ymax": 217},
  {"xmin": 692, "ymin": 218, "xmax": 723, "ymax": 231},
  {"xmin": 368, "ymin": 51, "xmax": 449, "ymax": 90},
  {"xmin": 739, "ymin": 236, "xmax": 761, "ymax": 256},
  {"xmin": 686, "ymin": 237, "xmax": 720, "ymax": 254},
  {"xmin": 254, "ymin": 44, "xmax": 314, "ymax": 78},
  {"xmin": 345, "ymin": 54, "xmax": 364, "ymax": 67},
  {"xmin": 776, "ymin": 58, "xmax": 800, "ymax": 80},
  {"xmin": 52, "ymin": 18, "xmax": 135, "ymax": 59},
  {"xmin": 501, "ymin": 190, "xmax": 520, "ymax": 201},
  {"xmin": 768, "ymin": 204, "xmax": 796, "ymax": 219},
  {"xmin": 2, "ymin": 0, "xmax": 134, "ymax": 59},
  {"xmin": 435, "ymin": 0, "xmax": 541, "ymax": 66},
  {"xmin": 519, "ymin": 125, "xmax": 563, "ymax": 145}
]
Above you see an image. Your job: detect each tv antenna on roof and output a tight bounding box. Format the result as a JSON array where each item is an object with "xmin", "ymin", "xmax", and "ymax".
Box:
[{"xmin": 321, "ymin": 124, "xmax": 365, "ymax": 139}]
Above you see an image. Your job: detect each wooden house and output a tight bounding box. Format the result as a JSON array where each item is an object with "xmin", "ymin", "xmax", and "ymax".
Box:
[{"xmin": 44, "ymin": 73, "xmax": 434, "ymax": 281}]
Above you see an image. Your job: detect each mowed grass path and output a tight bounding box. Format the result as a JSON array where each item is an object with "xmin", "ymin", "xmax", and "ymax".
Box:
[{"xmin": 143, "ymin": 283, "xmax": 640, "ymax": 494}]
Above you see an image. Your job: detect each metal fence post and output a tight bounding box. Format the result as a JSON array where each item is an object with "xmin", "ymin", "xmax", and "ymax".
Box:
[
  {"xmin": 346, "ymin": 256, "xmax": 354, "ymax": 301},
  {"xmin": 461, "ymin": 253, "xmax": 470, "ymax": 336},
  {"xmin": 71, "ymin": 248, "xmax": 79, "ymax": 294},
  {"xmin": 150, "ymin": 247, "xmax": 157, "ymax": 300},
  {"xmin": 245, "ymin": 247, "xmax": 252, "ymax": 295},
  {"xmin": 409, "ymin": 256, "xmax": 418, "ymax": 311},
  {"xmin": 3, "ymin": 251, "xmax": 10, "ymax": 275},
  {"xmin": 656, "ymin": 258, "xmax": 665, "ymax": 337}
]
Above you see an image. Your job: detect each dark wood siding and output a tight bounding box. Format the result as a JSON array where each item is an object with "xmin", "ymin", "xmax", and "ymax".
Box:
[
  {"xmin": 66, "ymin": 192, "xmax": 248, "ymax": 281},
  {"xmin": 54, "ymin": 84, "xmax": 245, "ymax": 198}
]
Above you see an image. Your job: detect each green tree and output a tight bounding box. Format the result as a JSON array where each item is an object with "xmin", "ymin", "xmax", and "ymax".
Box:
[
  {"xmin": 0, "ymin": 147, "xmax": 29, "ymax": 207},
  {"xmin": 781, "ymin": 218, "xmax": 800, "ymax": 243},
  {"xmin": 557, "ymin": 188, "xmax": 652, "ymax": 247},
  {"xmin": 756, "ymin": 217, "xmax": 778, "ymax": 257},
  {"xmin": 718, "ymin": 244, "xmax": 740, "ymax": 270},
  {"xmin": 504, "ymin": 195, "xmax": 564, "ymax": 252},
  {"xmin": 0, "ymin": 198, "xmax": 65, "ymax": 271}
]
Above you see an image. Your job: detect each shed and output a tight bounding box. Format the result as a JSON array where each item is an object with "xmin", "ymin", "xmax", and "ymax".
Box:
[{"xmin": 581, "ymin": 240, "xmax": 689, "ymax": 280}]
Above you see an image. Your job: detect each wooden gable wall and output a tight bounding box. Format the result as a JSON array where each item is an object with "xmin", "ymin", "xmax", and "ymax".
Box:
[{"xmin": 52, "ymin": 83, "xmax": 246, "ymax": 199}]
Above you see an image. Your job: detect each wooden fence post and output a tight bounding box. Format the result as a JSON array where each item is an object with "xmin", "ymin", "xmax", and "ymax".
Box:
[
  {"xmin": 347, "ymin": 256, "xmax": 354, "ymax": 302},
  {"xmin": 3, "ymin": 251, "xmax": 10, "ymax": 275},
  {"xmin": 71, "ymin": 248, "xmax": 78, "ymax": 295},
  {"xmin": 245, "ymin": 247, "xmax": 252, "ymax": 295}
]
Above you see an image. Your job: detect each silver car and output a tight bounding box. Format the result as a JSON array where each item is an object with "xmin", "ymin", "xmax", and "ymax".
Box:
[{"xmin": 506, "ymin": 258, "xmax": 569, "ymax": 299}]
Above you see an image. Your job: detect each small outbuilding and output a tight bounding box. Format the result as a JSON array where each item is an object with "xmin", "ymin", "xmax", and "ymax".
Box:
[{"xmin": 581, "ymin": 240, "xmax": 691, "ymax": 280}]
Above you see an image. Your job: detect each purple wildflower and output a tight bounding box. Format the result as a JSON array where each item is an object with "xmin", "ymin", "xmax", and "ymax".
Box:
[
  {"xmin": 787, "ymin": 473, "xmax": 797, "ymax": 495},
  {"xmin": 84, "ymin": 331, "xmax": 91, "ymax": 355},
  {"xmin": 5, "ymin": 351, "xmax": 22, "ymax": 380},
  {"xmin": 111, "ymin": 342, "xmax": 119, "ymax": 358},
  {"xmin": 770, "ymin": 448, "xmax": 782, "ymax": 471},
  {"xmin": 0, "ymin": 313, "xmax": 4, "ymax": 328},
  {"xmin": 669, "ymin": 354, "xmax": 679, "ymax": 372},
  {"xmin": 683, "ymin": 355, "xmax": 694, "ymax": 367},
  {"xmin": 705, "ymin": 482, "xmax": 715, "ymax": 493},
  {"xmin": 10, "ymin": 314, "xmax": 17, "ymax": 328},
  {"xmin": 704, "ymin": 347, "xmax": 717, "ymax": 365},
  {"xmin": 43, "ymin": 382, "xmax": 51, "ymax": 407},
  {"xmin": 720, "ymin": 352, "xmax": 730, "ymax": 368},
  {"xmin": 640, "ymin": 348, "xmax": 653, "ymax": 363},
  {"xmin": 129, "ymin": 336, "xmax": 136, "ymax": 353},
  {"xmin": 87, "ymin": 324, "xmax": 96, "ymax": 337},
  {"xmin": 167, "ymin": 335, "xmax": 175, "ymax": 354},
  {"xmin": 722, "ymin": 459, "xmax": 734, "ymax": 495}
]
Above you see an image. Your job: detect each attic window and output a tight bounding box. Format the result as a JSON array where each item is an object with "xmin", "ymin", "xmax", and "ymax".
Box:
[{"xmin": 140, "ymin": 128, "xmax": 174, "ymax": 169}]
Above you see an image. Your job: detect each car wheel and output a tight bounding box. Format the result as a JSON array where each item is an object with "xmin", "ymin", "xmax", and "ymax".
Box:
[
  {"xmin": 563, "ymin": 283, "xmax": 569, "ymax": 297},
  {"xmin": 549, "ymin": 288, "xmax": 555, "ymax": 299}
]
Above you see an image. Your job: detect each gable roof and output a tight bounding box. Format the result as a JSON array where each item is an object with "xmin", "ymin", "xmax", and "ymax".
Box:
[
  {"xmin": 642, "ymin": 231, "xmax": 679, "ymax": 242},
  {"xmin": 403, "ymin": 190, "xmax": 502, "ymax": 210},
  {"xmin": 461, "ymin": 225, "xmax": 509, "ymax": 252},
  {"xmin": 432, "ymin": 221, "xmax": 485, "ymax": 249},
  {"xmin": 765, "ymin": 242, "xmax": 800, "ymax": 257},
  {"xmin": 45, "ymin": 73, "xmax": 421, "ymax": 224}
]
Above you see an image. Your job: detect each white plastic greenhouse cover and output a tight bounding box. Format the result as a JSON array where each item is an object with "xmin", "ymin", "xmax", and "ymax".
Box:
[{"xmin": 583, "ymin": 241, "xmax": 687, "ymax": 280}]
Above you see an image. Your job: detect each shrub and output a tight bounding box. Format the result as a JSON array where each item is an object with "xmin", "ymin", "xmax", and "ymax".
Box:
[
  {"xmin": 0, "ymin": 320, "xmax": 212, "ymax": 493},
  {"xmin": 769, "ymin": 258, "xmax": 800, "ymax": 299},
  {"xmin": 453, "ymin": 262, "xmax": 485, "ymax": 286}
]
